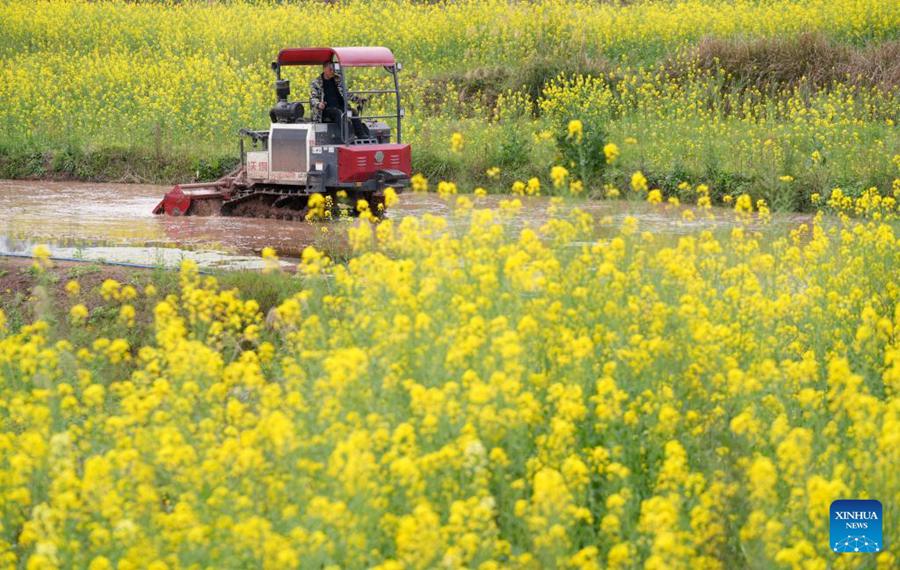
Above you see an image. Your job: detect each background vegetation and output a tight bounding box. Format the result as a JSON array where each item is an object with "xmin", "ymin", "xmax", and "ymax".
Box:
[{"xmin": 0, "ymin": 0, "xmax": 898, "ymax": 209}]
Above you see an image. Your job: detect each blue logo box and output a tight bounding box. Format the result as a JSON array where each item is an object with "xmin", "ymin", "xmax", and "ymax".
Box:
[{"xmin": 830, "ymin": 499, "xmax": 883, "ymax": 553}]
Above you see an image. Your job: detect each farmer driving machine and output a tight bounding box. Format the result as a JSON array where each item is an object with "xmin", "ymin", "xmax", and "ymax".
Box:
[{"xmin": 153, "ymin": 47, "xmax": 411, "ymax": 220}]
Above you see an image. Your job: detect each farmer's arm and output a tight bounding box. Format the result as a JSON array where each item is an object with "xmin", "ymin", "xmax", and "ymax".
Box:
[{"xmin": 310, "ymin": 78, "xmax": 323, "ymax": 110}]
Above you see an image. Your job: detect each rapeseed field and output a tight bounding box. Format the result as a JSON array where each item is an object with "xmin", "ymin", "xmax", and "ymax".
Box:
[
  {"xmin": 2, "ymin": 2, "xmax": 900, "ymax": 568},
  {"xmin": 2, "ymin": 185, "xmax": 899, "ymax": 567}
]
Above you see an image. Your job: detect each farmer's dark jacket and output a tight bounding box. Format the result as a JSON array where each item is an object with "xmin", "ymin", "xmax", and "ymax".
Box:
[{"xmin": 309, "ymin": 73, "xmax": 361, "ymax": 122}]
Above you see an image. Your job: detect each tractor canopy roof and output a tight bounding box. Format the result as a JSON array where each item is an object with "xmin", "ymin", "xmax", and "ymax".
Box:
[{"xmin": 276, "ymin": 47, "xmax": 396, "ymax": 67}]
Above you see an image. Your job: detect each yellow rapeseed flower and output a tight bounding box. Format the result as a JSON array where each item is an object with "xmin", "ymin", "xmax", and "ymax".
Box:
[
  {"xmin": 550, "ymin": 166, "xmax": 569, "ymax": 189},
  {"xmin": 630, "ymin": 171, "xmax": 648, "ymax": 193},
  {"xmin": 604, "ymin": 142, "xmax": 620, "ymax": 163},
  {"xmin": 411, "ymin": 173, "xmax": 428, "ymax": 193},
  {"xmin": 384, "ymin": 187, "xmax": 399, "ymax": 208},
  {"xmin": 261, "ymin": 247, "xmax": 280, "ymax": 274},
  {"xmin": 69, "ymin": 303, "xmax": 89, "ymax": 325},
  {"xmin": 65, "ymin": 280, "xmax": 80, "ymax": 296},
  {"xmin": 567, "ymin": 119, "xmax": 583, "ymax": 143},
  {"xmin": 450, "ymin": 132, "xmax": 464, "ymax": 153},
  {"xmin": 32, "ymin": 244, "xmax": 52, "ymax": 271}
]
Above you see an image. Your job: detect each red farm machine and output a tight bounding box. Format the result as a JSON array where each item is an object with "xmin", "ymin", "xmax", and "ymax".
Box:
[{"xmin": 153, "ymin": 47, "xmax": 411, "ymax": 220}]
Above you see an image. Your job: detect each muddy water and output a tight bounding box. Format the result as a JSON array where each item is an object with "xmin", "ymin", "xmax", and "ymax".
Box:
[{"xmin": 0, "ymin": 179, "xmax": 808, "ymax": 269}]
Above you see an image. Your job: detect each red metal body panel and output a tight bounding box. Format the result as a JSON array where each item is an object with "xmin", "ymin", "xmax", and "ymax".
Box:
[
  {"xmin": 277, "ymin": 47, "xmax": 396, "ymax": 67},
  {"xmin": 337, "ymin": 144, "xmax": 411, "ymax": 183}
]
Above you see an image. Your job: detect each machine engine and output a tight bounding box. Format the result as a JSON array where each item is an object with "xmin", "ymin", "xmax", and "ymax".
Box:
[{"xmin": 269, "ymin": 80, "xmax": 305, "ymax": 124}]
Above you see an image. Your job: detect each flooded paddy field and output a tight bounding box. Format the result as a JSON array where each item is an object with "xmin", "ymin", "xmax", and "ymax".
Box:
[{"xmin": 0, "ymin": 179, "xmax": 810, "ymax": 270}]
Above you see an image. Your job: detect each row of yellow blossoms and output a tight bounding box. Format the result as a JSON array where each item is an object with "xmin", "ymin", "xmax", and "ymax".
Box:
[
  {"xmin": 412, "ymin": 148, "xmax": 900, "ymax": 223},
  {"xmin": 2, "ymin": 197, "xmax": 899, "ymax": 568}
]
